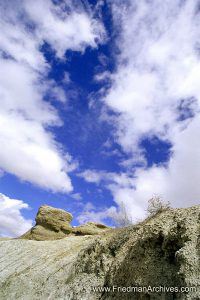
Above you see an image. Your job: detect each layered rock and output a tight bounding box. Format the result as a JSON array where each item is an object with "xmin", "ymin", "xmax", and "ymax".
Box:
[
  {"xmin": 20, "ymin": 205, "xmax": 73, "ymax": 240},
  {"xmin": 72, "ymin": 222, "xmax": 110, "ymax": 236},
  {"xmin": 20, "ymin": 205, "xmax": 110, "ymax": 240},
  {"xmin": 0, "ymin": 205, "xmax": 199, "ymax": 300}
]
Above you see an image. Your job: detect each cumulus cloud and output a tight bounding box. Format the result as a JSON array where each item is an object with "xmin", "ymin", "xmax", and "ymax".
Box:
[
  {"xmin": 0, "ymin": 0, "xmax": 105, "ymax": 192},
  {"xmin": 105, "ymin": 0, "xmax": 200, "ymax": 152},
  {"xmin": 132, "ymin": 115, "xmax": 200, "ymax": 208},
  {"xmin": 77, "ymin": 200, "xmax": 117, "ymax": 224},
  {"xmin": 82, "ymin": 0, "xmax": 200, "ymax": 220},
  {"xmin": 0, "ymin": 193, "xmax": 32, "ymax": 237}
]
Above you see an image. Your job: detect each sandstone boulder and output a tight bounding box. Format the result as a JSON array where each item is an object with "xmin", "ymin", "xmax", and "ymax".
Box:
[
  {"xmin": 19, "ymin": 205, "xmax": 110, "ymax": 241},
  {"xmin": 20, "ymin": 205, "xmax": 73, "ymax": 240},
  {"xmin": 36, "ymin": 205, "xmax": 73, "ymax": 229}
]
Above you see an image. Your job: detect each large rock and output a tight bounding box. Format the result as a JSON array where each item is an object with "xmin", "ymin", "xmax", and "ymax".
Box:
[
  {"xmin": 0, "ymin": 205, "xmax": 199, "ymax": 299},
  {"xmin": 20, "ymin": 205, "xmax": 110, "ymax": 240},
  {"xmin": 36, "ymin": 205, "xmax": 73, "ymax": 228},
  {"xmin": 20, "ymin": 205, "xmax": 73, "ymax": 240}
]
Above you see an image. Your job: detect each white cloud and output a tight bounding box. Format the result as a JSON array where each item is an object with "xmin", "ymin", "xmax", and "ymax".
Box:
[
  {"xmin": 0, "ymin": 0, "xmax": 105, "ymax": 192},
  {"xmin": 77, "ymin": 203, "xmax": 116, "ymax": 225},
  {"xmin": 71, "ymin": 193, "xmax": 82, "ymax": 201},
  {"xmin": 94, "ymin": 71, "xmax": 111, "ymax": 82},
  {"xmin": 79, "ymin": 169, "xmax": 104, "ymax": 183},
  {"xmin": 79, "ymin": 169, "xmax": 146, "ymax": 221},
  {"xmin": 0, "ymin": 193, "xmax": 32, "ymax": 237},
  {"xmin": 132, "ymin": 115, "xmax": 200, "ymax": 208},
  {"xmin": 23, "ymin": 0, "xmax": 105, "ymax": 58},
  {"xmin": 90, "ymin": 0, "xmax": 200, "ymax": 218},
  {"xmin": 104, "ymin": 0, "xmax": 200, "ymax": 151}
]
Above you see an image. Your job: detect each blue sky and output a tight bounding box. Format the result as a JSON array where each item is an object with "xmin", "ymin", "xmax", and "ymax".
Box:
[{"xmin": 0, "ymin": 0, "xmax": 200, "ymax": 237}]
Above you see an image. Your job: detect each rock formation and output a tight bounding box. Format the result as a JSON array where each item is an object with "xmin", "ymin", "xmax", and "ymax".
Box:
[
  {"xmin": 0, "ymin": 205, "xmax": 199, "ymax": 299},
  {"xmin": 20, "ymin": 205, "xmax": 110, "ymax": 240}
]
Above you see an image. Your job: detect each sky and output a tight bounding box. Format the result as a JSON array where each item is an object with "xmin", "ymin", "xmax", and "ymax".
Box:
[{"xmin": 0, "ymin": 0, "xmax": 200, "ymax": 237}]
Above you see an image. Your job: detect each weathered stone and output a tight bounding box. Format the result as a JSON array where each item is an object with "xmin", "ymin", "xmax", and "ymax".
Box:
[
  {"xmin": 36, "ymin": 205, "xmax": 73, "ymax": 229},
  {"xmin": 72, "ymin": 222, "xmax": 110, "ymax": 236},
  {"xmin": 0, "ymin": 205, "xmax": 199, "ymax": 300},
  {"xmin": 19, "ymin": 206, "xmax": 110, "ymax": 241},
  {"xmin": 20, "ymin": 205, "xmax": 73, "ymax": 240}
]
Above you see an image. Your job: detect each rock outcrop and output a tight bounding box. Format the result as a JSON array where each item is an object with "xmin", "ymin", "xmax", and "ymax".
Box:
[
  {"xmin": 0, "ymin": 205, "xmax": 199, "ymax": 300},
  {"xmin": 20, "ymin": 205, "xmax": 110, "ymax": 240},
  {"xmin": 72, "ymin": 222, "xmax": 110, "ymax": 236}
]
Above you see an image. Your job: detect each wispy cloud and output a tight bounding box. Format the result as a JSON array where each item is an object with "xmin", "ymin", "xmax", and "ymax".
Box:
[
  {"xmin": 79, "ymin": 169, "xmax": 146, "ymax": 220},
  {"xmin": 71, "ymin": 193, "xmax": 82, "ymax": 201},
  {"xmin": 78, "ymin": 169, "xmax": 104, "ymax": 184},
  {"xmin": 0, "ymin": 0, "xmax": 105, "ymax": 192}
]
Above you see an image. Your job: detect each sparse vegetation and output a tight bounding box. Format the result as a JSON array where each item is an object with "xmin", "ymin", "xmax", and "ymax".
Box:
[
  {"xmin": 112, "ymin": 196, "xmax": 171, "ymax": 228},
  {"xmin": 146, "ymin": 194, "xmax": 170, "ymax": 217}
]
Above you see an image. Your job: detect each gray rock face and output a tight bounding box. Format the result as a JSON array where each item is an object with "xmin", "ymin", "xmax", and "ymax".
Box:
[{"xmin": 0, "ymin": 205, "xmax": 199, "ymax": 300}]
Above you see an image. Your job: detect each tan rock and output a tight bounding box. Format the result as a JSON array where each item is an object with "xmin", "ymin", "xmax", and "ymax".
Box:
[
  {"xmin": 20, "ymin": 205, "xmax": 73, "ymax": 240},
  {"xmin": 72, "ymin": 222, "xmax": 110, "ymax": 235},
  {"xmin": 19, "ymin": 205, "xmax": 110, "ymax": 241},
  {"xmin": 35, "ymin": 205, "xmax": 72, "ymax": 230}
]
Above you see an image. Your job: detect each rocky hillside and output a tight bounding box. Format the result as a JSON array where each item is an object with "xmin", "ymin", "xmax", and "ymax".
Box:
[{"xmin": 0, "ymin": 205, "xmax": 199, "ymax": 300}]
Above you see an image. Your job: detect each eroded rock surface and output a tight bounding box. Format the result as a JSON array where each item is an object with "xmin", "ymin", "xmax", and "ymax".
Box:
[
  {"xmin": 20, "ymin": 205, "xmax": 110, "ymax": 240},
  {"xmin": 20, "ymin": 205, "xmax": 73, "ymax": 240},
  {"xmin": 0, "ymin": 205, "xmax": 199, "ymax": 300},
  {"xmin": 72, "ymin": 222, "xmax": 110, "ymax": 236}
]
